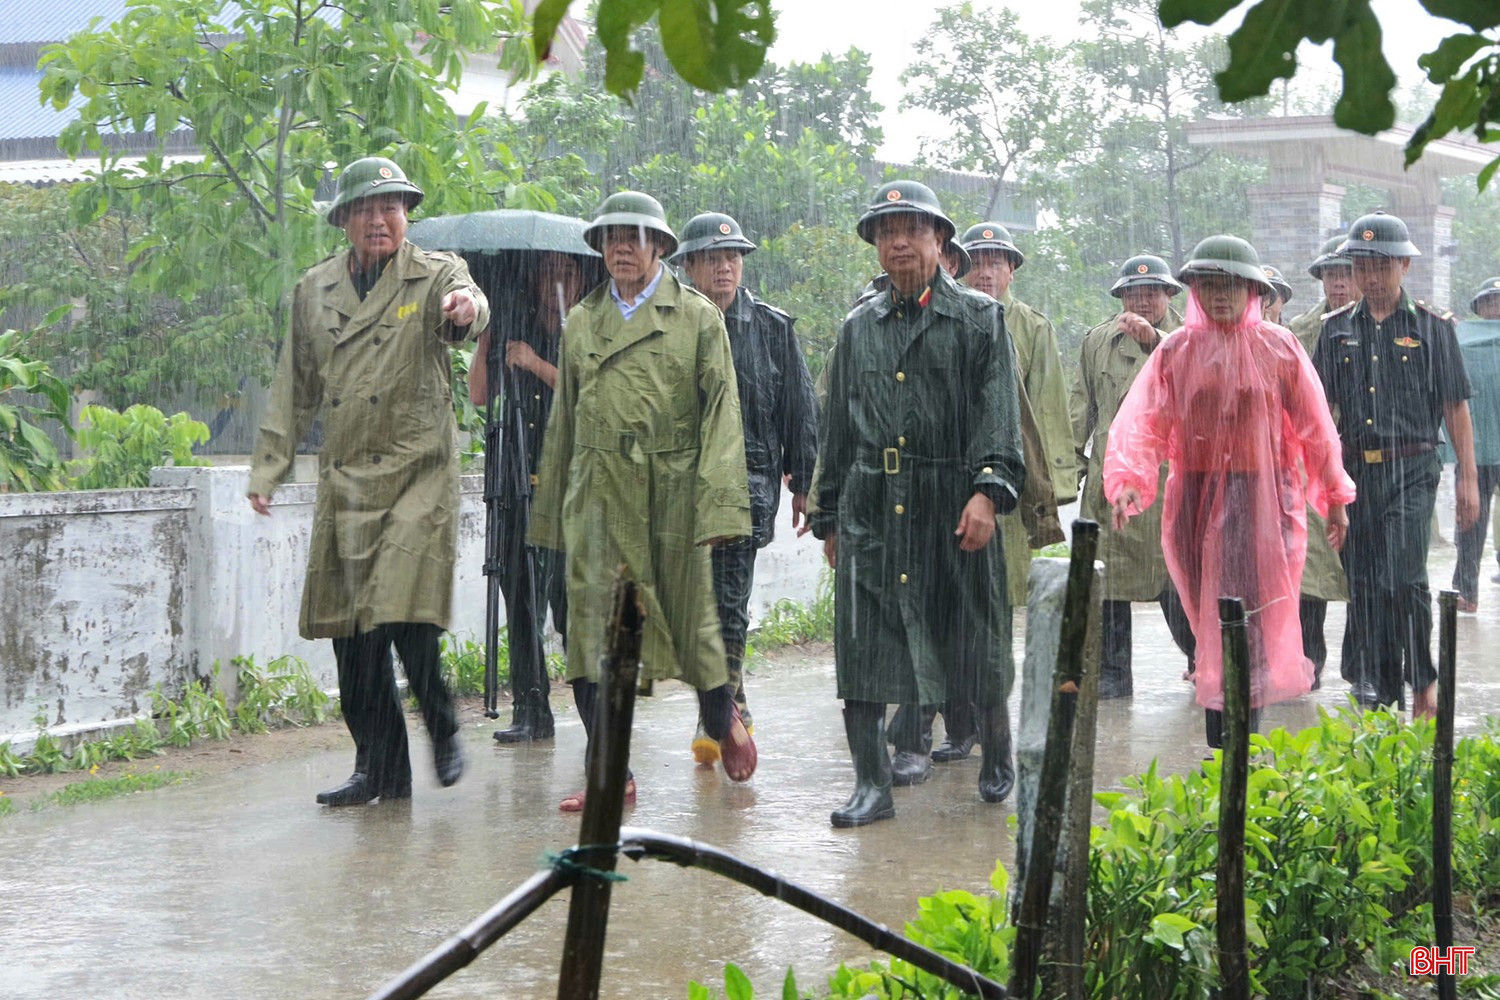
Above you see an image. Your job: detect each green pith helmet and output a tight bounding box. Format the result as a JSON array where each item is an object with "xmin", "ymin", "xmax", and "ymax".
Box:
[
  {"xmin": 1307, "ymin": 234, "xmax": 1353, "ymax": 279},
  {"xmin": 583, "ymin": 191, "xmax": 678, "ymax": 256},
  {"xmin": 1177, "ymin": 235, "xmax": 1274, "ymax": 293},
  {"xmin": 959, "ymin": 221, "xmax": 1024, "ymax": 269},
  {"xmin": 1471, "ymin": 276, "xmax": 1500, "ymax": 314},
  {"xmin": 326, "ymin": 156, "xmax": 424, "ymax": 227},
  {"xmin": 669, "ymin": 212, "xmax": 756, "ymax": 261},
  {"xmin": 855, "ymin": 180, "xmax": 956, "ymax": 245},
  {"xmin": 1261, "ymin": 265, "xmax": 1293, "ymax": 304},
  {"xmin": 945, "ymin": 238, "xmax": 972, "ymax": 279},
  {"xmin": 1340, "ymin": 211, "xmax": 1421, "ymax": 258},
  {"xmin": 1110, "ymin": 254, "xmax": 1182, "ymax": 297}
]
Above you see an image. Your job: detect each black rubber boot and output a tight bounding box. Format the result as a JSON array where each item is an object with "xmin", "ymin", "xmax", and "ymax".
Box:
[
  {"xmin": 977, "ymin": 705, "xmax": 1015, "ymax": 804},
  {"xmin": 890, "ymin": 703, "xmax": 934, "ymax": 786},
  {"xmin": 831, "ymin": 701, "xmax": 895, "ymax": 828},
  {"xmin": 494, "ymin": 687, "xmax": 556, "ymax": 743}
]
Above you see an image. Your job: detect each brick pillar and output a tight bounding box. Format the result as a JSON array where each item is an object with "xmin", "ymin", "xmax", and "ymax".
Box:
[
  {"xmin": 1388, "ymin": 195, "xmax": 1456, "ymax": 311},
  {"xmin": 1247, "ymin": 182, "xmax": 1346, "ymax": 309}
]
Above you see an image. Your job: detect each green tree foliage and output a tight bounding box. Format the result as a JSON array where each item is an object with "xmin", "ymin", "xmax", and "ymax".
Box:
[
  {"xmin": 899, "ymin": 5, "xmax": 1085, "ymax": 207},
  {"xmin": 32, "ymin": 0, "xmax": 540, "ymax": 406},
  {"xmin": 531, "ymin": 0, "xmax": 774, "ymax": 97},
  {"xmin": 1158, "ymin": 0, "xmax": 1500, "ymax": 183},
  {"xmin": 487, "ymin": 34, "xmax": 883, "ymax": 369},
  {"xmin": 0, "ymin": 330, "xmax": 71, "ymax": 492}
]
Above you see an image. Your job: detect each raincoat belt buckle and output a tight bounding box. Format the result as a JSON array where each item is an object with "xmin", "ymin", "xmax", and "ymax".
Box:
[
  {"xmin": 1362, "ymin": 448, "xmax": 1384, "ymax": 465},
  {"xmin": 883, "ymin": 448, "xmax": 900, "ymax": 475}
]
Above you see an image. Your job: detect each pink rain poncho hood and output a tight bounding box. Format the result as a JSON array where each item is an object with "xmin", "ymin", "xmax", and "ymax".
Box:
[{"xmin": 1103, "ymin": 288, "xmax": 1356, "ymax": 710}]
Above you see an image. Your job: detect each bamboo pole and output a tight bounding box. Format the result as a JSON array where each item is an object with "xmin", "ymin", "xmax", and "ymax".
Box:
[
  {"xmin": 1010, "ymin": 520, "xmax": 1099, "ymax": 999},
  {"xmin": 556, "ymin": 575, "xmax": 646, "ymax": 1000},
  {"xmin": 1216, "ymin": 597, "xmax": 1249, "ymax": 1000},
  {"xmin": 1434, "ymin": 590, "xmax": 1458, "ymax": 1000},
  {"xmin": 1051, "ymin": 556, "xmax": 1103, "ymax": 1000}
]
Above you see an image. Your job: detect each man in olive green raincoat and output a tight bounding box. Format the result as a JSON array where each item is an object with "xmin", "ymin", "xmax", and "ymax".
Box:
[
  {"xmin": 249, "ymin": 156, "xmax": 488, "ymax": 806},
  {"xmin": 1070, "ymin": 254, "xmax": 1197, "ymax": 699},
  {"xmin": 1287, "ymin": 235, "xmax": 1355, "ymax": 683},
  {"xmin": 811, "ymin": 180, "xmax": 1025, "ymax": 827},
  {"xmin": 530, "ymin": 191, "xmax": 757, "ymax": 810}
]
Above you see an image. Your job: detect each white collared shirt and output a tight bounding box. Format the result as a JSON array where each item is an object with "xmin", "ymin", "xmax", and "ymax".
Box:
[{"xmin": 610, "ymin": 264, "xmax": 664, "ymax": 320}]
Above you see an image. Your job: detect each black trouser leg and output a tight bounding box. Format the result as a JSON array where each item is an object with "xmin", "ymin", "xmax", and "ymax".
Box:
[
  {"xmin": 1453, "ymin": 464, "xmax": 1500, "ymax": 603},
  {"xmin": 390, "ymin": 623, "xmax": 456, "ymax": 742},
  {"xmin": 1159, "ymin": 583, "xmax": 1197, "ymax": 674},
  {"xmin": 1345, "ymin": 455, "xmax": 1439, "ymax": 708},
  {"xmin": 1204, "ymin": 707, "xmax": 1262, "ymax": 750},
  {"xmin": 334, "ymin": 627, "xmax": 410, "ymax": 795},
  {"xmin": 697, "ymin": 685, "xmax": 735, "ymax": 742},
  {"xmin": 1099, "ymin": 599, "xmax": 1134, "ymax": 697},
  {"xmin": 708, "ymin": 540, "xmax": 757, "ymax": 729},
  {"xmin": 498, "ymin": 502, "xmax": 559, "ymax": 733},
  {"xmin": 1299, "ymin": 597, "xmax": 1328, "ymax": 686}
]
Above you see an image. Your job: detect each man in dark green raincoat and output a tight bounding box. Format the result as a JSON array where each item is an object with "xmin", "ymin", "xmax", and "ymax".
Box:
[
  {"xmin": 810, "ymin": 180, "xmax": 1025, "ymax": 827},
  {"xmin": 249, "ymin": 156, "xmax": 488, "ymax": 806},
  {"xmin": 530, "ymin": 192, "xmax": 757, "ymax": 810}
]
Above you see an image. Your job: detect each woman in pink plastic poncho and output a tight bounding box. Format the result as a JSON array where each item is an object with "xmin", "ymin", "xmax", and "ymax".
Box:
[{"xmin": 1104, "ymin": 235, "xmax": 1356, "ymax": 748}]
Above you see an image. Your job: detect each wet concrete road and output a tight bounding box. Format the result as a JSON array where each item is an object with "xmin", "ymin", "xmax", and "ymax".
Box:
[{"xmin": 3, "ymin": 548, "xmax": 1498, "ymax": 1000}]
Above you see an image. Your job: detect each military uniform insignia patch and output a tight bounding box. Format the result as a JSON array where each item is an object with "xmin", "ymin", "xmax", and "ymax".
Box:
[{"xmin": 1393, "ymin": 336, "xmax": 1421, "ymax": 348}]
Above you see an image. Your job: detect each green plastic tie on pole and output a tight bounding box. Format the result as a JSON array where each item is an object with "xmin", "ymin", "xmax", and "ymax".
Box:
[{"xmin": 546, "ymin": 846, "xmax": 628, "ymax": 883}]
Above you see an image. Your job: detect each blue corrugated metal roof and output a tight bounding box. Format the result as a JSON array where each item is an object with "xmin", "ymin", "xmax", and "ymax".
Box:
[
  {"xmin": 0, "ymin": 66, "xmax": 82, "ymax": 142},
  {"xmin": 0, "ymin": 0, "xmax": 134, "ymax": 45}
]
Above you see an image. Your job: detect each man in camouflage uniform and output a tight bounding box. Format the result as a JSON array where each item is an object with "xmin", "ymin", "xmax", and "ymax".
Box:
[
  {"xmin": 1069, "ymin": 254, "xmax": 1197, "ymax": 698},
  {"xmin": 1287, "ymin": 236, "xmax": 1356, "ymax": 685},
  {"xmin": 1312, "ymin": 212, "xmax": 1479, "ymax": 717}
]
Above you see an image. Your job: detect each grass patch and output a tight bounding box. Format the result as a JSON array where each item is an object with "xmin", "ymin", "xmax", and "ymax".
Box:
[
  {"xmin": 0, "ymin": 792, "xmax": 13, "ymax": 817},
  {"xmin": 746, "ymin": 572, "xmax": 834, "ymax": 661},
  {"xmin": 39, "ymin": 767, "xmax": 187, "ymax": 809}
]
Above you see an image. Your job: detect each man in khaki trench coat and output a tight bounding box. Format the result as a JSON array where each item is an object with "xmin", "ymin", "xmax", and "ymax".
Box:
[
  {"xmin": 249, "ymin": 156, "xmax": 488, "ymax": 806},
  {"xmin": 1070, "ymin": 254, "xmax": 1197, "ymax": 698},
  {"xmin": 529, "ymin": 191, "xmax": 757, "ymax": 811}
]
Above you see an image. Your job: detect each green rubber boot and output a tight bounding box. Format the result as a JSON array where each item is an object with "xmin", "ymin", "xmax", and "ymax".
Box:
[{"xmin": 831, "ymin": 701, "xmax": 895, "ymax": 828}]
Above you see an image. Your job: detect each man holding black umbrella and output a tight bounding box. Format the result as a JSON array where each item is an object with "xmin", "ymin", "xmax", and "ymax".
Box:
[{"xmin": 469, "ymin": 252, "xmax": 586, "ymax": 743}]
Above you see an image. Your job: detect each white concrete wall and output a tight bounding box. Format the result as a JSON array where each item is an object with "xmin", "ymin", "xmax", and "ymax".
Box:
[{"xmin": 0, "ymin": 467, "xmax": 824, "ymax": 742}]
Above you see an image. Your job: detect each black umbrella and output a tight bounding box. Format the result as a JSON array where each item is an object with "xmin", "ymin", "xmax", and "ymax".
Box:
[
  {"xmin": 407, "ymin": 209, "xmax": 598, "ymax": 257},
  {"xmin": 410, "ymin": 210, "xmax": 598, "ymax": 732}
]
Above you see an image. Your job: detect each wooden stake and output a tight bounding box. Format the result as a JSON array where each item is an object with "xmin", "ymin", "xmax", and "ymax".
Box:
[
  {"xmin": 1216, "ymin": 597, "xmax": 1249, "ymax": 1000},
  {"xmin": 557, "ymin": 574, "xmax": 645, "ymax": 1000},
  {"xmin": 1011, "ymin": 520, "xmax": 1099, "ymax": 999},
  {"xmin": 1435, "ymin": 590, "xmax": 1458, "ymax": 1000}
]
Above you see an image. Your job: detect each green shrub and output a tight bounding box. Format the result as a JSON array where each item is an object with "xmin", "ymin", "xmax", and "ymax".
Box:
[
  {"xmin": 747, "ymin": 572, "xmax": 834, "ymax": 660},
  {"xmin": 695, "ymin": 708, "xmax": 1500, "ymax": 1000},
  {"xmin": 68, "ymin": 403, "xmax": 208, "ymax": 489}
]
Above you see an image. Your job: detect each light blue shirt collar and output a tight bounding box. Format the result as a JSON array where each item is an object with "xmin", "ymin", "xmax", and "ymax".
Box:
[{"xmin": 610, "ymin": 264, "xmax": 664, "ymax": 320}]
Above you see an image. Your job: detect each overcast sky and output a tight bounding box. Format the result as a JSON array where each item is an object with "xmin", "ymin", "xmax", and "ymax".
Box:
[{"xmin": 768, "ymin": 0, "xmax": 1456, "ymax": 162}]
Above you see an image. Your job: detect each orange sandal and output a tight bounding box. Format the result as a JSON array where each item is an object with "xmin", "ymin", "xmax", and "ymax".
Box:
[{"xmin": 559, "ymin": 778, "xmax": 636, "ymax": 813}]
